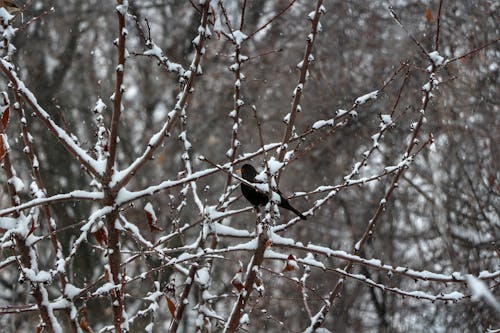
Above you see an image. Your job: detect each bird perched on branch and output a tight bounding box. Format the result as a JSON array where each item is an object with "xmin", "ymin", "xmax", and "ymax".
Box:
[
  {"xmin": 238, "ymin": 164, "xmax": 307, "ymax": 220},
  {"xmin": 0, "ymin": 0, "xmax": 22, "ymax": 14}
]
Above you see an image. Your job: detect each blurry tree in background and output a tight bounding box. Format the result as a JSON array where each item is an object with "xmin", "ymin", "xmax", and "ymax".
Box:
[{"xmin": 0, "ymin": 0, "xmax": 498, "ymax": 332}]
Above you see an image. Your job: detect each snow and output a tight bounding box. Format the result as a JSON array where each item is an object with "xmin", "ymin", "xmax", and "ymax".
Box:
[
  {"xmin": 116, "ymin": 2, "xmax": 128, "ymax": 16},
  {"xmin": 195, "ymin": 267, "xmax": 210, "ymax": 287},
  {"xmin": 144, "ymin": 43, "xmax": 163, "ymax": 58},
  {"xmin": 355, "ymin": 90, "xmax": 379, "ymax": 105},
  {"xmin": 441, "ymin": 291, "xmax": 465, "ymax": 300},
  {"xmin": 239, "ymin": 313, "xmax": 250, "ymax": 325},
  {"xmin": 0, "ymin": 8, "xmax": 14, "ymax": 24},
  {"xmin": 371, "ymin": 133, "xmax": 381, "ymax": 147},
  {"xmin": 210, "ymin": 0, "xmax": 223, "ymax": 34},
  {"xmin": 267, "ymin": 157, "xmax": 283, "ymax": 176},
  {"xmin": 308, "ymin": 10, "xmax": 316, "ymax": 21},
  {"xmin": 209, "ymin": 221, "xmax": 251, "ymax": 237},
  {"xmin": 301, "ymin": 253, "xmax": 326, "ymax": 270},
  {"xmin": 40, "ymin": 287, "xmax": 64, "ymax": 333},
  {"xmin": 21, "ymin": 268, "xmax": 52, "ymax": 283},
  {"xmin": 2, "ymin": 25, "xmax": 16, "ymax": 40},
  {"xmin": 226, "ymin": 238, "xmax": 259, "ymax": 251},
  {"xmin": 192, "ymin": 35, "xmax": 201, "ymax": 46},
  {"xmin": 284, "ymin": 150, "xmax": 295, "ymax": 162},
  {"xmin": 1, "ymin": 213, "xmax": 30, "ymax": 240},
  {"xmin": 0, "ymin": 190, "xmax": 103, "ymax": 217},
  {"xmin": 380, "ymin": 114, "xmax": 392, "ymax": 125},
  {"xmin": 229, "ymin": 63, "xmax": 239, "ymax": 71},
  {"xmin": 144, "ymin": 288, "xmax": 163, "ymax": 303},
  {"xmin": 25, "ymin": 234, "xmax": 41, "ymax": 247},
  {"xmin": 282, "ymin": 112, "xmax": 290, "ymax": 124},
  {"xmin": 64, "ymin": 284, "xmax": 83, "ymax": 299},
  {"xmin": 119, "ymin": 214, "xmax": 154, "ymax": 247},
  {"xmin": 232, "ymin": 30, "xmax": 248, "ymax": 46},
  {"xmin": 429, "ymin": 51, "xmax": 444, "ymax": 66},
  {"xmin": 384, "ymin": 156, "xmax": 412, "ymax": 173},
  {"xmin": 94, "ymin": 282, "xmax": 119, "ymax": 296},
  {"xmin": 336, "ymin": 109, "xmax": 348, "ymax": 117},
  {"xmin": 478, "ymin": 271, "xmax": 499, "ymax": 279},
  {"xmin": 269, "ymin": 231, "xmax": 296, "ymax": 246},
  {"xmin": 8, "ymin": 176, "xmax": 24, "ymax": 193},
  {"xmin": 143, "ymin": 41, "xmax": 185, "ymax": 74},
  {"xmin": 205, "ymin": 206, "xmax": 227, "ymax": 221},
  {"xmin": 144, "ymin": 202, "xmax": 156, "ymax": 219},
  {"xmin": 312, "ymin": 119, "xmax": 334, "ymax": 130},
  {"xmin": 165, "ymin": 252, "xmax": 200, "ymax": 266}
]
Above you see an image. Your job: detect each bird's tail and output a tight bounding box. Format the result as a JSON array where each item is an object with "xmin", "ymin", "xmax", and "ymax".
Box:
[
  {"xmin": 281, "ymin": 200, "xmax": 307, "ymax": 220},
  {"xmin": 290, "ymin": 206, "xmax": 307, "ymax": 220}
]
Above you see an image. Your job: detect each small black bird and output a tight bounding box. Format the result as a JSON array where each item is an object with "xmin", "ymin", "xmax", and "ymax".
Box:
[{"xmin": 239, "ymin": 164, "xmax": 307, "ymax": 220}]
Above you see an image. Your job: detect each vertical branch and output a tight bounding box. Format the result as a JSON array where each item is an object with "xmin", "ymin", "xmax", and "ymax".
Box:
[
  {"xmin": 239, "ymin": 0, "xmax": 247, "ymax": 30},
  {"xmin": 221, "ymin": 1, "xmax": 247, "ymax": 199},
  {"xmin": 106, "ymin": 209, "xmax": 123, "ymax": 333},
  {"xmin": 277, "ymin": 0, "xmax": 324, "ymax": 165},
  {"xmin": 168, "ymin": 4, "xmax": 213, "ymax": 332},
  {"xmin": 103, "ymin": 2, "xmax": 129, "ymax": 332},
  {"xmin": 224, "ymin": 232, "xmax": 269, "ymax": 333},
  {"xmin": 301, "ymin": 265, "xmax": 313, "ymax": 319},
  {"xmin": 169, "ymin": 263, "xmax": 199, "ymax": 333},
  {"xmin": 179, "ymin": 109, "xmax": 204, "ymax": 215},
  {"xmin": 104, "ymin": 0, "xmax": 128, "ymax": 186},
  {"xmin": 169, "ymin": 114, "xmax": 205, "ymax": 333},
  {"xmin": 434, "ymin": 0, "xmax": 444, "ymax": 51}
]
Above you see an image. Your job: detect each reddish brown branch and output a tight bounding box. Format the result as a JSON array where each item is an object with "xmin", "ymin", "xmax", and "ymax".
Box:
[
  {"xmin": 447, "ymin": 37, "xmax": 500, "ymax": 64},
  {"xmin": 277, "ymin": 0, "xmax": 324, "ymax": 165},
  {"xmin": 245, "ymin": 0, "xmax": 299, "ymax": 41},
  {"xmin": 224, "ymin": 232, "xmax": 268, "ymax": 332},
  {"xmin": 434, "ymin": 0, "xmax": 444, "ymax": 51},
  {"xmin": 104, "ymin": 1, "xmax": 128, "ymax": 189}
]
